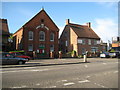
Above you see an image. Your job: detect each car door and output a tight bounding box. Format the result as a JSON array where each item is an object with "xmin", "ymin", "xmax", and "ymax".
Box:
[
  {"xmin": 7, "ymin": 55, "xmax": 18, "ymax": 64},
  {"xmin": 2, "ymin": 53, "xmax": 10, "ymax": 65},
  {"xmin": 4, "ymin": 54, "xmax": 17, "ymax": 65}
]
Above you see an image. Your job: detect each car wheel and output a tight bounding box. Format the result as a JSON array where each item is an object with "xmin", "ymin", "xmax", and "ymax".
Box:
[{"xmin": 18, "ymin": 61, "xmax": 23, "ymax": 65}]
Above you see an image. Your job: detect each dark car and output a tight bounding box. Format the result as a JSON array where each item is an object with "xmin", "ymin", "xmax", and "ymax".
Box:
[{"xmin": 1, "ymin": 52, "xmax": 29, "ymax": 65}]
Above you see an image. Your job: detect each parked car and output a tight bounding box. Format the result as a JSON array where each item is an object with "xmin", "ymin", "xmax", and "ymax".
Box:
[
  {"xmin": 1, "ymin": 52, "xmax": 29, "ymax": 65},
  {"xmin": 100, "ymin": 52, "xmax": 110, "ymax": 58},
  {"xmin": 109, "ymin": 52, "xmax": 120, "ymax": 58},
  {"xmin": 9, "ymin": 52, "xmax": 31, "ymax": 60}
]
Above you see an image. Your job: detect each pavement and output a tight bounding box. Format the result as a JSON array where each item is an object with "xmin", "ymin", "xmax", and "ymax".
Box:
[
  {"xmin": 1, "ymin": 58, "xmax": 89, "ymax": 68},
  {"xmin": 1, "ymin": 58, "xmax": 117, "ymax": 68}
]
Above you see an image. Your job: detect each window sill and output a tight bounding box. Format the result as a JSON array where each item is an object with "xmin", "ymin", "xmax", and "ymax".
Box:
[
  {"xmin": 39, "ymin": 40, "xmax": 45, "ymax": 41},
  {"xmin": 29, "ymin": 39, "xmax": 33, "ymax": 41},
  {"xmin": 50, "ymin": 40, "xmax": 54, "ymax": 42}
]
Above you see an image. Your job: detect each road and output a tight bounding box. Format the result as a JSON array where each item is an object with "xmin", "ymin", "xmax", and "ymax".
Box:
[{"xmin": 1, "ymin": 58, "xmax": 119, "ymax": 89}]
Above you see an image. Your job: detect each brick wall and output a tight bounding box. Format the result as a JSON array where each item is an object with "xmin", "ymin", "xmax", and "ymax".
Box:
[
  {"xmin": 70, "ymin": 27, "xmax": 78, "ymax": 54},
  {"xmin": 13, "ymin": 28, "xmax": 23, "ymax": 50},
  {"xmin": 13, "ymin": 10, "xmax": 59, "ymax": 58}
]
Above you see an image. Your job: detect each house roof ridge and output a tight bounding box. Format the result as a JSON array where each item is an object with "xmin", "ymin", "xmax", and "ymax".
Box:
[
  {"xmin": 69, "ymin": 23, "xmax": 84, "ymax": 27},
  {"xmin": 68, "ymin": 22, "xmax": 100, "ymax": 39}
]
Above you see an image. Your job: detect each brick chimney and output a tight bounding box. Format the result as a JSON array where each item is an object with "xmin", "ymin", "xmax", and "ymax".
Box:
[
  {"xmin": 87, "ymin": 22, "xmax": 91, "ymax": 28},
  {"xmin": 66, "ymin": 19, "xmax": 70, "ymax": 25}
]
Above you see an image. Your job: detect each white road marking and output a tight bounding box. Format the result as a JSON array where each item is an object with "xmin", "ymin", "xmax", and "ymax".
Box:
[
  {"xmin": 61, "ymin": 80, "xmax": 67, "ymax": 82},
  {"xmin": 10, "ymin": 86, "xmax": 22, "ymax": 88},
  {"xmin": 114, "ymin": 71, "xmax": 118, "ymax": 73},
  {"xmin": 84, "ymin": 65, "xmax": 88, "ymax": 68},
  {"xmin": 21, "ymin": 85, "xmax": 27, "ymax": 88},
  {"xmin": 36, "ymin": 83, "xmax": 40, "ymax": 86},
  {"xmin": 57, "ymin": 80, "xmax": 68, "ymax": 83},
  {"xmin": 104, "ymin": 73, "xmax": 107, "ymax": 75},
  {"xmin": 115, "ymin": 62, "xmax": 118, "ymax": 63},
  {"xmin": 94, "ymin": 83, "xmax": 97, "ymax": 85},
  {"xmin": 49, "ymin": 86, "xmax": 56, "ymax": 88},
  {"xmin": 96, "ymin": 83, "xmax": 105, "ymax": 88},
  {"xmin": 3, "ymin": 71, "xmax": 21, "ymax": 73},
  {"xmin": 75, "ymin": 78, "xmax": 79, "ymax": 80},
  {"xmin": 94, "ymin": 83, "xmax": 108, "ymax": 88},
  {"xmin": 103, "ymin": 63, "xmax": 107, "ymax": 65},
  {"xmin": 64, "ymin": 82, "xmax": 75, "ymax": 86},
  {"xmin": 78, "ymin": 80, "xmax": 90, "ymax": 83},
  {"xmin": 86, "ymin": 76, "xmax": 90, "ymax": 78}
]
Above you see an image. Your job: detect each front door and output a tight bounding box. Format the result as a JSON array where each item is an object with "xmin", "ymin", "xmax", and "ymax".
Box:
[{"xmin": 39, "ymin": 44, "xmax": 45, "ymax": 54}]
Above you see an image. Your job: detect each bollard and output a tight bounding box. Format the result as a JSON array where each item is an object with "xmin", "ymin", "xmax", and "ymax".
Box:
[
  {"xmin": 59, "ymin": 51, "xmax": 62, "ymax": 59},
  {"xmin": 84, "ymin": 54, "xmax": 87, "ymax": 62}
]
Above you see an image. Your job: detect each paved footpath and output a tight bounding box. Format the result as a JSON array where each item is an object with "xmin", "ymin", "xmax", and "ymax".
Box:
[{"xmin": 1, "ymin": 58, "xmax": 118, "ymax": 68}]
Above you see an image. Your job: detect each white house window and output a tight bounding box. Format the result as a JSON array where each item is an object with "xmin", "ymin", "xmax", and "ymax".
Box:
[
  {"xmin": 50, "ymin": 45, "xmax": 54, "ymax": 52},
  {"xmin": 50, "ymin": 32, "xmax": 54, "ymax": 41},
  {"xmin": 39, "ymin": 31, "xmax": 45, "ymax": 41},
  {"xmin": 65, "ymin": 40, "xmax": 68, "ymax": 46},
  {"xmin": 91, "ymin": 47, "xmax": 98, "ymax": 52},
  {"xmin": 97, "ymin": 40, "xmax": 100, "ymax": 44},
  {"xmin": 28, "ymin": 44, "xmax": 33, "ymax": 51},
  {"xmin": 78, "ymin": 39, "xmax": 82, "ymax": 44},
  {"xmin": 28, "ymin": 31, "xmax": 33, "ymax": 40},
  {"xmin": 94, "ymin": 40, "xmax": 97, "ymax": 45},
  {"xmin": 78, "ymin": 39, "xmax": 85, "ymax": 45},
  {"xmin": 88, "ymin": 39, "xmax": 91, "ymax": 45},
  {"xmin": 82, "ymin": 39, "xmax": 85, "ymax": 45}
]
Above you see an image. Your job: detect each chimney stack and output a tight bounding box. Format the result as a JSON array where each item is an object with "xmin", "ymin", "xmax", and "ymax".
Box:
[
  {"xmin": 87, "ymin": 22, "xmax": 91, "ymax": 28},
  {"xmin": 66, "ymin": 19, "xmax": 70, "ymax": 25}
]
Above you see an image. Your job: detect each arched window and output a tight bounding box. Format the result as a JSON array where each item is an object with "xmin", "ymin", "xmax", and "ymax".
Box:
[
  {"xmin": 28, "ymin": 31, "xmax": 33, "ymax": 40},
  {"xmin": 50, "ymin": 32, "xmax": 54, "ymax": 41},
  {"xmin": 39, "ymin": 31, "xmax": 45, "ymax": 41}
]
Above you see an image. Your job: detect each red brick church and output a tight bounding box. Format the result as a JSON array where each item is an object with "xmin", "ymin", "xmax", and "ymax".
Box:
[{"xmin": 13, "ymin": 8, "xmax": 59, "ymax": 58}]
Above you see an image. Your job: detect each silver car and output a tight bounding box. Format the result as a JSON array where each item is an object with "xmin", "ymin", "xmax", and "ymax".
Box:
[
  {"xmin": 100, "ymin": 52, "xmax": 110, "ymax": 58},
  {"xmin": 1, "ymin": 52, "xmax": 28, "ymax": 65}
]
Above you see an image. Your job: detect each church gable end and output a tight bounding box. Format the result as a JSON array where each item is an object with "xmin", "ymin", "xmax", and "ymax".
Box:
[{"xmin": 24, "ymin": 9, "xmax": 59, "ymax": 32}]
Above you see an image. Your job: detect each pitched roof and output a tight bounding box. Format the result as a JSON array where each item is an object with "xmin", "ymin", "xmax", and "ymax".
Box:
[
  {"xmin": 68, "ymin": 23, "xmax": 100, "ymax": 39},
  {"xmin": 26, "ymin": 9, "xmax": 59, "ymax": 29},
  {"xmin": 0, "ymin": 19, "xmax": 10, "ymax": 35},
  {"xmin": 14, "ymin": 9, "xmax": 59, "ymax": 34}
]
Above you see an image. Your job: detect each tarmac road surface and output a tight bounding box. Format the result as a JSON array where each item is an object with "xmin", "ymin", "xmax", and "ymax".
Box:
[{"xmin": 1, "ymin": 58, "xmax": 119, "ymax": 89}]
